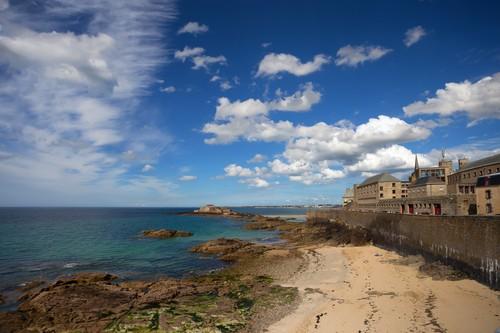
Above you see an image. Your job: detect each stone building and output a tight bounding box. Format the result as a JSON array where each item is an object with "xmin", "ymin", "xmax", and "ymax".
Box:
[
  {"xmin": 353, "ymin": 173, "xmax": 402, "ymax": 212},
  {"xmin": 409, "ymin": 153, "xmax": 453, "ymax": 184},
  {"xmin": 447, "ymin": 153, "xmax": 500, "ymax": 195},
  {"xmin": 408, "ymin": 176, "xmax": 447, "ymax": 198},
  {"xmin": 476, "ymin": 173, "xmax": 500, "ymax": 215}
]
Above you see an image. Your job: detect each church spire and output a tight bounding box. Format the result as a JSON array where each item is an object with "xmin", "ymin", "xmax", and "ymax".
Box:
[{"xmin": 414, "ymin": 154, "xmax": 419, "ymax": 170}]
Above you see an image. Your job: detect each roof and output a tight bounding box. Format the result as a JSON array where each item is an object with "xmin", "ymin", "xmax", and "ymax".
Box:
[
  {"xmin": 459, "ymin": 153, "xmax": 500, "ymax": 172},
  {"xmin": 411, "ymin": 176, "xmax": 445, "ymax": 187},
  {"xmin": 360, "ymin": 173, "xmax": 400, "ymax": 186}
]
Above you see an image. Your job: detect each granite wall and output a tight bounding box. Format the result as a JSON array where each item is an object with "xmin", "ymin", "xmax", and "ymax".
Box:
[{"xmin": 307, "ymin": 209, "xmax": 500, "ymax": 289}]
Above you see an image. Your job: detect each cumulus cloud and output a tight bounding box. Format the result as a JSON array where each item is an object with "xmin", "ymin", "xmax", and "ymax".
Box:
[
  {"xmin": 247, "ymin": 154, "xmax": 267, "ymax": 163},
  {"xmin": 335, "ymin": 45, "xmax": 392, "ymax": 67},
  {"xmin": 404, "ymin": 26, "xmax": 426, "ymax": 47},
  {"xmin": 179, "ymin": 175, "xmax": 197, "ymax": 181},
  {"xmin": 207, "ymin": 98, "xmax": 431, "ymax": 185},
  {"xmin": 178, "ymin": 22, "xmax": 209, "ymax": 35},
  {"xmin": 213, "ymin": 82, "xmax": 321, "ymax": 121},
  {"xmin": 403, "ymin": 73, "xmax": 500, "ymax": 123},
  {"xmin": 174, "ymin": 46, "xmax": 205, "ymax": 61},
  {"xmin": 256, "ymin": 53, "xmax": 330, "ymax": 77},
  {"xmin": 224, "ymin": 164, "xmax": 254, "ymax": 177},
  {"xmin": 240, "ymin": 177, "xmax": 269, "ymax": 188},
  {"xmin": 174, "ymin": 46, "xmax": 226, "ymax": 70}
]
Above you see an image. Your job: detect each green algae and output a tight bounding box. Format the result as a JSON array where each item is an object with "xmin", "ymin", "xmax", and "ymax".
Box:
[{"xmin": 105, "ymin": 274, "xmax": 298, "ymax": 333}]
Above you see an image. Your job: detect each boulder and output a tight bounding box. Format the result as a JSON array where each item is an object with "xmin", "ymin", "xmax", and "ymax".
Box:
[{"xmin": 142, "ymin": 229, "xmax": 193, "ymax": 239}]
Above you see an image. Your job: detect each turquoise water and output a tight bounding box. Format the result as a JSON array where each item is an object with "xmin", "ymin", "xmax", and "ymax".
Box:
[{"xmin": 0, "ymin": 207, "xmax": 296, "ymax": 310}]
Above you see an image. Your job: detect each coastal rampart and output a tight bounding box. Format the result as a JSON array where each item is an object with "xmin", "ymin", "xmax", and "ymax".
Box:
[{"xmin": 307, "ymin": 209, "xmax": 500, "ymax": 289}]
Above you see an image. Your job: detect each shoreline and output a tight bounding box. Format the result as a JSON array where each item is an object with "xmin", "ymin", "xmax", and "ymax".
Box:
[{"xmin": 1, "ymin": 208, "xmax": 499, "ymax": 332}]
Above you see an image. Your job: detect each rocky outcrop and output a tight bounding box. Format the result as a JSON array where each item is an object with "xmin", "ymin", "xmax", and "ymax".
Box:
[
  {"xmin": 191, "ymin": 238, "xmax": 271, "ymax": 261},
  {"xmin": 142, "ymin": 229, "xmax": 193, "ymax": 239},
  {"xmin": 0, "ymin": 270, "xmax": 298, "ymax": 333},
  {"xmin": 192, "ymin": 204, "xmax": 242, "ymax": 216}
]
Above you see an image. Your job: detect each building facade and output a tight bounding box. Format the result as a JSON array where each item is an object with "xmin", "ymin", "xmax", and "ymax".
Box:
[
  {"xmin": 353, "ymin": 173, "xmax": 402, "ymax": 212},
  {"xmin": 347, "ymin": 152, "xmax": 500, "ymax": 216},
  {"xmin": 447, "ymin": 153, "xmax": 500, "ymax": 195},
  {"xmin": 476, "ymin": 173, "xmax": 500, "ymax": 215}
]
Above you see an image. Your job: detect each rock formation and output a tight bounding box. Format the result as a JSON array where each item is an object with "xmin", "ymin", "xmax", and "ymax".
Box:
[{"xmin": 142, "ymin": 229, "xmax": 193, "ymax": 239}]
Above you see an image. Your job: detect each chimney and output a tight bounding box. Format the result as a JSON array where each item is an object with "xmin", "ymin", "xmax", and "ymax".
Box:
[{"xmin": 458, "ymin": 158, "xmax": 469, "ymax": 170}]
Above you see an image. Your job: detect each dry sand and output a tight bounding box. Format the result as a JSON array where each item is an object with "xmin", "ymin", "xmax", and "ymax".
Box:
[{"xmin": 267, "ymin": 245, "xmax": 500, "ymax": 333}]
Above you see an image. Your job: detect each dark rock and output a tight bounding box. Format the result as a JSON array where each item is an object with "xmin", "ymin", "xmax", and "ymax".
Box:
[{"xmin": 142, "ymin": 229, "xmax": 193, "ymax": 239}]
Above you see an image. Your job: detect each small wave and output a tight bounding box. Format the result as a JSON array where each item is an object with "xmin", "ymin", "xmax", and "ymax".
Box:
[{"xmin": 63, "ymin": 262, "xmax": 78, "ymax": 269}]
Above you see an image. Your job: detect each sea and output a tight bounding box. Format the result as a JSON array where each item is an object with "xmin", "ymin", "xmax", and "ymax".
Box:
[{"xmin": 0, "ymin": 207, "xmax": 306, "ymax": 310}]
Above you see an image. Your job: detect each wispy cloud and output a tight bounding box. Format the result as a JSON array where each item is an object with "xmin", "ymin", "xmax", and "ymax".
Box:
[
  {"xmin": 256, "ymin": 53, "xmax": 330, "ymax": 77},
  {"xmin": 178, "ymin": 22, "xmax": 209, "ymax": 35},
  {"xmin": 335, "ymin": 45, "xmax": 392, "ymax": 67},
  {"xmin": 0, "ymin": 0, "xmax": 178, "ymax": 205},
  {"xmin": 404, "ymin": 26, "xmax": 426, "ymax": 47}
]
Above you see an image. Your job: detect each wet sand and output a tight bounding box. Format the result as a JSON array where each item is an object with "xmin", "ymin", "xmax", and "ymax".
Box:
[{"xmin": 266, "ymin": 245, "xmax": 500, "ymax": 333}]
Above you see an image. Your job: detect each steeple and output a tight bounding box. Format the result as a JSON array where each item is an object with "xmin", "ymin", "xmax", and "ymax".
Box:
[{"xmin": 414, "ymin": 154, "xmax": 419, "ymax": 170}]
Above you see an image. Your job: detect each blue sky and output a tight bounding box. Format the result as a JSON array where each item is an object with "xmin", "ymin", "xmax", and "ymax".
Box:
[{"xmin": 0, "ymin": 0, "xmax": 499, "ymax": 206}]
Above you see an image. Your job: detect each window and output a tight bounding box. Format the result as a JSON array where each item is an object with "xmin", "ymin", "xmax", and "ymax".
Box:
[
  {"xmin": 486, "ymin": 190, "xmax": 491, "ymax": 200},
  {"xmin": 392, "ymin": 183, "xmax": 396, "ymax": 187},
  {"xmin": 465, "ymin": 186, "xmax": 469, "ymax": 194},
  {"xmin": 486, "ymin": 203, "xmax": 492, "ymax": 214},
  {"xmin": 459, "ymin": 186, "xmax": 464, "ymax": 193},
  {"xmin": 471, "ymin": 186, "xmax": 475, "ymax": 194},
  {"xmin": 488, "ymin": 169, "xmax": 492, "ymax": 174},
  {"xmin": 380, "ymin": 193, "xmax": 384, "ymax": 198},
  {"xmin": 480, "ymin": 171, "xmax": 483, "ymax": 176},
  {"xmin": 392, "ymin": 190, "xmax": 396, "ymax": 194},
  {"xmin": 380, "ymin": 186, "xmax": 383, "ymax": 191}
]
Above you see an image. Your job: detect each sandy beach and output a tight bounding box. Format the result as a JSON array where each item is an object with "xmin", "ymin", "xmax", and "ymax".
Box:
[{"xmin": 267, "ymin": 245, "xmax": 500, "ymax": 333}]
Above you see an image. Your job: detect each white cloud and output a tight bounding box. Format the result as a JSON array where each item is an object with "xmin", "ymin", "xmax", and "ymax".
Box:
[
  {"xmin": 213, "ymin": 82, "xmax": 321, "ymax": 121},
  {"xmin": 142, "ymin": 164, "xmax": 154, "ymax": 172},
  {"xmin": 256, "ymin": 53, "xmax": 330, "ymax": 77},
  {"xmin": 335, "ymin": 45, "xmax": 392, "ymax": 67},
  {"xmin": 346, "ymin": 145, "xmax": 428, "ymax": 174},
  {"xmin": 178, "ymin": 22, "xmax": 209, "ymax": 35},
  {"xmin": 403, "ymin": 73, "xmax": 500, "ymax": 124},
  {"xmin": 219, "ymin": 81, "xmax": 232, "ymax": 91},
  {"xmin": 247, "ymin": 153, "xmax": 267, "ymax": 163},
  {"xmin": 0, "ymin": 0, "xmax": 178, "ymax": 205},
  {"xmin": 268, "ymin": 82, "xmax": 321, "ymax": 111},
  {"xmin": 224, "ymin": 164, "xmax": 254, "ymax": 177},
  {"xmin": 261, "ymin": 42, "xmax": 272, "ymax": 48},
  {"xmin": 174, "ymin": 46, "xmax": 226, "ymax": 70},
  {"xmin": 174, "ymin": 46, "xmax": 205, "ymax": 61},
  {"xmin": 240, "ymin": 177, "xmax": 269, "ymax": 188},
  {"xmin": 161, "ymin": 86, "xmax": 176, "ymax": 93},
  {"xmin": 179, "ymin": 175, "xmax": 197, "ymax": 181},
  {"xmin": 210, "ymin": 75, "xmax": 221, "ymax": 82},
  {"xmin": 404, "ymin": 26, "xmax": 426, "ymax": 47},
  {"xmin": 192, "ymin": 55, "xmax": 226, "ymax": 70}
]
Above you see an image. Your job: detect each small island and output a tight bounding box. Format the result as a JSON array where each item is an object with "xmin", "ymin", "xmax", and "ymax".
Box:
[{"xmin": 142, "ymin": 229, "xmax": 193, "ymax": 239}]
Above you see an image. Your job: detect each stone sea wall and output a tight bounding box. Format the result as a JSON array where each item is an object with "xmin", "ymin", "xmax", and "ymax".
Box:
[{"xmin": 307, "ymin": 209, "xmax": 500, "ymax": 289}]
